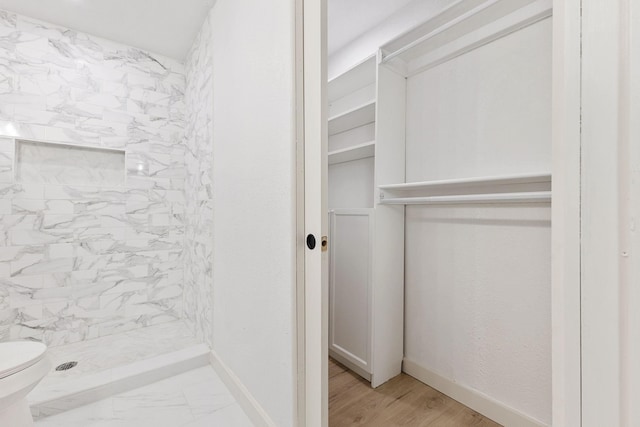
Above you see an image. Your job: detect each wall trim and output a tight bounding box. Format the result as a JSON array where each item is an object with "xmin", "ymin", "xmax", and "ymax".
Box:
[
  {"xmin": 208, "ymin": 350, "xmax": 278, "ymax": 427},
  {"xmin": 402, "ymin": 358, "xmax": 546, "ymax": 427}
]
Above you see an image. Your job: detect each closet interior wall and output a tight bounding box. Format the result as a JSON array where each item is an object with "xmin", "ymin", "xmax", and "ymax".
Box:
[
  {"xmin": 402, "ymin": 17, "xmax": 552, "ymax": 425},
  {"xmin": 330, "ymin": 0, "xmax": 553, "ymax": 425}
]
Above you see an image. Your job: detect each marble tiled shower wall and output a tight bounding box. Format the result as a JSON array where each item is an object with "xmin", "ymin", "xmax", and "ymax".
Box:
[
  {"xmin": 183, "ymin": 13, "xmax": 214, "ymax": 347},
  {"xmin": 0, "ymin": 9, "xmax": 188, "ymax": 345}
]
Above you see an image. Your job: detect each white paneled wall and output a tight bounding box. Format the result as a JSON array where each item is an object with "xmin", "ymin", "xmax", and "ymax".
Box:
[
  {"xmin": 329, "ymin": 209, "xmax": 373, "ymax": 376},
  {"xmin": 403, "ymin": 18, "xmax": 552, "ymax": 425},
  {"xmin": 0, "ymin": 9, "xmax": 187, "ymax": 346}
]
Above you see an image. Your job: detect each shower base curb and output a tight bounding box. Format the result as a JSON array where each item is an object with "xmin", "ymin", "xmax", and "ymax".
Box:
[{"xmin": 29, "ymin": 343, "xmax": 211, "ymax": 420}]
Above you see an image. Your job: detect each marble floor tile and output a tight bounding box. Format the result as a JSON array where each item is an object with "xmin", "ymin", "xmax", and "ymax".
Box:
[
  {"xmin": 181, "ymin": 373, "xmax": 237, "ymax": 418},
  {"xmin": 181, "ymin": 403, "xmax": 255, "ymax": 427},
  {"xmin": 34, "ymin": 398, "xmax": 117, "ymax": 427},
  {"xmin": 34, "ymin": 366, "xmax": 254, "ymax": 427}
]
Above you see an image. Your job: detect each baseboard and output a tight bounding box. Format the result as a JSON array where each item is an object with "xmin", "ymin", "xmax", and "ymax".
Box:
[
  {"xmin": 208, "ymin": 350, "xmax": 277, "ymax": 427},
  {"xmin": 402, "ymin": 358, "xmax": 547, "ymax": 427}
]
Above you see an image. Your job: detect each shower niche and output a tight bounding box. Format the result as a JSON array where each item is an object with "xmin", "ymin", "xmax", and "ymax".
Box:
[{"xmin": 15, "ymin": 139, "xmax": 126, "ymax": 186}]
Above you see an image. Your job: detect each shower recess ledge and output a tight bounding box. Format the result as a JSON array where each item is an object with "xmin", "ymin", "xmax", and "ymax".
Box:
[
  {"xmin": 29, "ymin": 344, "xmax": 210, "ymax": 419},
  {"xmin": 28, "ymin": 322, "xmax": 210, "ymax": 420}
]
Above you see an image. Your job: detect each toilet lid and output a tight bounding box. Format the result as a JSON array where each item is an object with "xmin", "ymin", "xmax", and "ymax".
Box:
[{"xmin": 0, "ymin": 341, "xmax": 47, "ymax": 379}]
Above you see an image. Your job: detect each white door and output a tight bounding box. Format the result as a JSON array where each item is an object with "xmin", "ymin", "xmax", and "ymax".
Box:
[{"xmin": 297, "ymin": 0, "xmax": 328, "ymax": 425}]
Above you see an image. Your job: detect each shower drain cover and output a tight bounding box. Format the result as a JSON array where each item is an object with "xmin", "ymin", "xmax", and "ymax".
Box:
[{"xmin": 55, "ymin": 361, "xmax": 78, "ymax": 371}]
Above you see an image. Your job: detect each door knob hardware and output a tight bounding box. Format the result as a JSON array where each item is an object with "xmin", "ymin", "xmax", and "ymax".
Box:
[{"xmin": 306, "ymin": 234, "xmax": 316, "ymax": 250}]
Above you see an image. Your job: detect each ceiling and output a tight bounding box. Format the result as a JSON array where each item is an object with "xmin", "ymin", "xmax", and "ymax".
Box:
[
  {"xmin": 328, "ymin": 0, "xmax": 416, "ymax": 55},
  {"xmin": 0, "ymin": 0, "xmax": 412, "ymax": 61},
  {"xmin": 0, "ymin": 0, "xmax": 216, "ymax": 61}
]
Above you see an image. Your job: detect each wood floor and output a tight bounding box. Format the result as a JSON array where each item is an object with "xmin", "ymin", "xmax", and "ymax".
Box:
[{"xmin": 329, "ymin": 359, "xmax": 502, "ymax": 427}]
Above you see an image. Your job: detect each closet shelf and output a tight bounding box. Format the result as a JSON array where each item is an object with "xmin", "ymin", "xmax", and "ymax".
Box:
[
  {"xmin": 379, "ymin": 172, "xmax": 551, "ymax": 192},
  {"xmin": 379, "ymin": 0, "xmax": 552, "ymax": 77},
  {"xmin": 379, "ymin": 191, "xmax": 551, "ymax": 205},
  {"xmin": 328, "ymin": 55, "xmax": 377, "ymax": 103},
  {"xmin": 328, "ymin": 141, "xmax": 375, "ymax": 165},
  {"xmin": 378, "ymin": 173, "xmax": 552, "ymax": 205},
  {"xmin": 328, "ymin": 100, "xmax": 376, "ymax": 136}
]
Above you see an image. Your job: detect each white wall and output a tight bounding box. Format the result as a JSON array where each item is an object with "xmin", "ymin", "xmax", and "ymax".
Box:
[
  {"xmin": 328, "ymin": 0, "xmax": 457, "ymax": 80},
  {"xmin": 328, "ymin": 158, "xmax": 374, "ymax": 209},
  {"xmin": 209, "ymin": 0, "xmax": 296, "ymax": 426},
  {"xmin": 328, "ymin": 121, "xmax": 375, "ymax": 209},
  {"xmin": 404, "ymin": 19, "xmax": 552, "ymax": 425},
  {"xmin": 405, "ymin": 21, "xmax": 552, "ymax": 181},
  {"xmin": 328, "ymin": 0, "xmax": 414, "ymax": 55}
]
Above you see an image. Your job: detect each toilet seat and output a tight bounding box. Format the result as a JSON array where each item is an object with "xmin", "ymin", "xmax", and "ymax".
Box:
[{"xmin": 0, "ymin": 342, "xmax": 48, "ymax": 379}]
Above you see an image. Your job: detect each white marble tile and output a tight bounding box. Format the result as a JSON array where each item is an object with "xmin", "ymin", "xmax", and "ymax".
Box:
[
  {"xmin": 34, "ymin": 366, "xmax": 253, "ymax": 427},
  {"xmin": 0, "ymin": 137, "xmax": 14, "ymax": 153},
  {"xmin": 41, "ymin": 321, "xmax": 199, "ymax": 379},
  {"xmin": 34, "ymin": 398, "xmax": 116, "ymax": 427},
  {"xmin": 12, "ymin": 199, "xmax": 74, "ymax": 215},
  {"xmin": 181, "ymin": 374, "xmax": 237, "ymax": 418},
  {"xmin": 183, "ymin": 403, "xmax": 255, "ymax": 427},
  {"xmin": 9, "ymin": 229, "xmax": 75, "ymax": 246},
  {"xmin": 0, "ymin": 10, "xmax": 16, "ymax": 28},
  {"xmin": 12, "ymin": 257, "xmax": 74, "ymax": 276},
  {"xmin": 0, "ymin": 149, "xmax": 13, "ymax": 183},
  {"xmin": 47, "ymin": 243, "xmax": 74, "ymax": 258},
  {"xmin": 30, "ymin": 322, "xmax": 208, "ymax": 420},
  {"xmin": 0, "ymin": 183, "xmax": 45, "ymax": 199},
  {"xmin": 0, "ymin": 198, "xmax": 11, "ymax": 214},
  {"xmin": 0, "ymin": 6, "xmax": 187, "ymax": 344},
  {"xmin": 182, "ymin": 13, "xmax": 213, "ymax": 348},
  {"xmin": 111, "ymin": 388, "xmax": 195, "ymax": 425},
  {"xmin": 16, "ymin": 140, "xmax": 126, "ymax": 186}
]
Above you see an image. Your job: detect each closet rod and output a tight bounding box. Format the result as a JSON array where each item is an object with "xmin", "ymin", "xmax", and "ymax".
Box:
[
  {"xmin": 379, "ymin": 191, "xmax": 551, "ymax": 205},
  {"xmin": 381, "ymin": 0, "xmax": 502, "ymax": 64}
]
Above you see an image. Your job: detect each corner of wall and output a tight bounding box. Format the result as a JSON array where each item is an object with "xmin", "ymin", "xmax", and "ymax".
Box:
[
  {"xmin": 208, "ymin": 350, "xmax": 279, "ymax": 427},
  {"xmin": 182, "ymin": 6, "xmax": 215, "ymax": 349}
]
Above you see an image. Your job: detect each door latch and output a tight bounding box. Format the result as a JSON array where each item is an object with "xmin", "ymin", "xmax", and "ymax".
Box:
[{"xmin": 306, "ymin": 234, "xmax": 316, "ymax": 250}]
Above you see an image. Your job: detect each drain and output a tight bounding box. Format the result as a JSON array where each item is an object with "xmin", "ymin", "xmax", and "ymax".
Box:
[{"xmin": 55, "ymin": 361, "xmax": 78, "ymax": 371}]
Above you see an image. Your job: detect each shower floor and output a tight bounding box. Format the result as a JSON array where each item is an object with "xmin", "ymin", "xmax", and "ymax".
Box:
[
  {"xmin": 33, "ymin": 366, "xmax": 253, "ymax": 427},
  {"xmin": 29, "ymin": 321, "xmax": 210, "ymax": 419},
  {"xmin": 43, "ymin": 321, "xmax": 200, "ymax": 378}
]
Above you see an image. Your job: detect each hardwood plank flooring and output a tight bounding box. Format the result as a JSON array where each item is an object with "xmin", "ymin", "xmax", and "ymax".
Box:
[{"xmin": 329, "ymin": 359, "xmax": 502, "ymax": 427}]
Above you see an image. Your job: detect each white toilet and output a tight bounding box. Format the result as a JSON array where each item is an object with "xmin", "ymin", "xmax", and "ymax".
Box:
[{"xmin": 0, "ymin": 341, "xmax": 51, "ymax": 427}]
